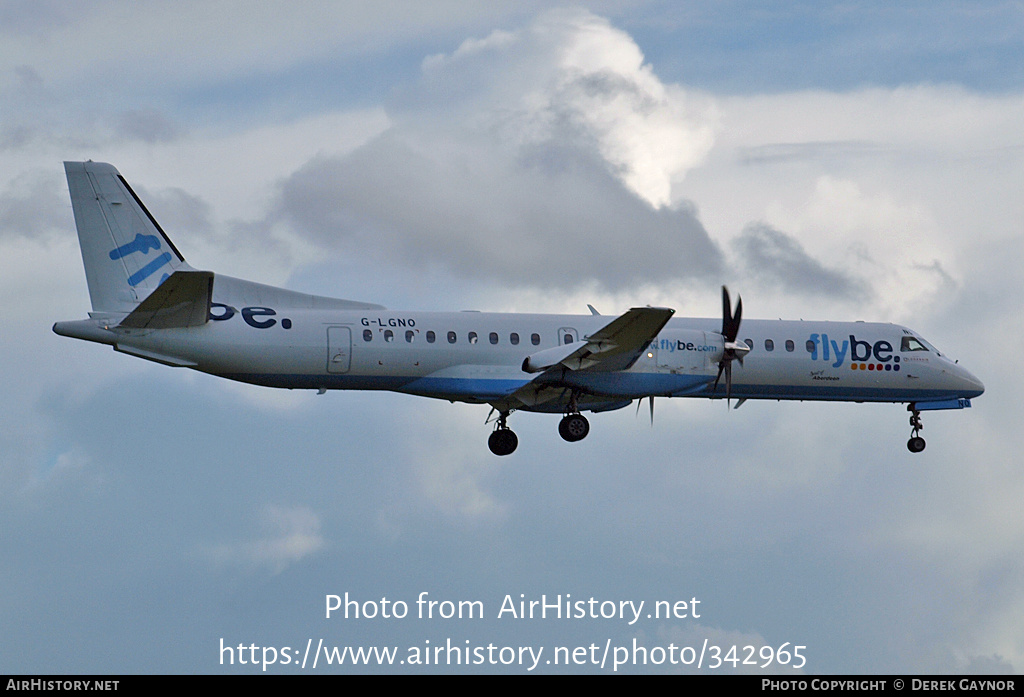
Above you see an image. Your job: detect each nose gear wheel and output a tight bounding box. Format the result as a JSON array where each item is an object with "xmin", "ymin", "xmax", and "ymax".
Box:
[{"xmin": 907, "ymin": 408, "xmax": 926, "ymax": 453}]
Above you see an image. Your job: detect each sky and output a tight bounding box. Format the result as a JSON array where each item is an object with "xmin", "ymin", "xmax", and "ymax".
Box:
[{"xmin": 2, "ymin": 0, "xmax": 1023, "ymax": 675}]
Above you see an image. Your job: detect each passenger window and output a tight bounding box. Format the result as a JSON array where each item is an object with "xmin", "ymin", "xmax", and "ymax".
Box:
[
  {"xmin": 363, "ymin": 329, "xmax": 372, "ymax": 342},
  {"xmin": 447, "ymin": 331, "xmax": 457, "ymax": 344},
  {"xmin": 806, "ymin": 340, "xmax": 816, "ymax": 353},
  {"xmin": 744, "ymin": 338, "xmax": 753, "ymax": 349},
  {"xmin": 786, "ymin": 340, "xmax": 794, "ymax": 352},
  {"xmin": 468, "ymin": 331, "xmax": 478, "ymax": 344},
  {"xmin": 384, "ymin": 330, "xmax": 394, "ymax": 342},
  {"xmin": 405, "ymin": 330, "xmax": 415, "ymax": 343},
  {"xmin": 426, "ymin": 331, "xmax": 435, "ymax": 343},
  {"xmin": 510, "ymin": 333, "xmax": 520, "ymax": 345},
  {"xmin": 765, "ymin": 339, "xmax": 774, "ymax": 351},
  {"xmin": 489, "ymin": 332, "xmax": 499, "ymax": 345},
  {"xmin": 531, "ymin": 333, "xmax": 541, "ymax": 346}
]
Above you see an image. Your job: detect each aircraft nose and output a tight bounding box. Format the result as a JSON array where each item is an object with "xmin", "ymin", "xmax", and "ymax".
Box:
[{"xmin": 953, "ymin": 364, "xmax": 984, "ymax": 399}]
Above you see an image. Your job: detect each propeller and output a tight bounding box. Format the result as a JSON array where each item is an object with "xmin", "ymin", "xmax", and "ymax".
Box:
[
  {"xmin": 635, "ymin": 395, "xmax": 655, "ymax": 425},
  {"xmin": 712, "ymin": 285, "xmax": 750, "ymax": 407}
]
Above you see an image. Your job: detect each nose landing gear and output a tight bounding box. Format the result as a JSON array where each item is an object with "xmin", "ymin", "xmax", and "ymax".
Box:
[{"xmin": 907, "ymin": 408, "xmax": 926, "ymax": 453}]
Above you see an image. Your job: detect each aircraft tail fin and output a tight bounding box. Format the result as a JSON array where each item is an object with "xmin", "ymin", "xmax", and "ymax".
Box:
[{"xmin": 64, "ymin": 161, "xmax": 191, "ymax": 314}]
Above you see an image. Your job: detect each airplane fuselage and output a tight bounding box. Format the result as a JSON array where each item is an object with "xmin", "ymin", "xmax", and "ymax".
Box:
[{"xmin": 56, "ymin": 282, "xmax": 984, "ymax": 411}]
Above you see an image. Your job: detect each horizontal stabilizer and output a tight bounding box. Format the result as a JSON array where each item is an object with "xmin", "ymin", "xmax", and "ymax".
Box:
[{"xmin": 117, "ymin": 270, "xmax": 213, "ymax": 329}]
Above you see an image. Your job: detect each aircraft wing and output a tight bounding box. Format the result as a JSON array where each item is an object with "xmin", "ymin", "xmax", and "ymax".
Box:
[
  {"xmin": 117, "ymin": 270, "xmax": 214, "ymax": 329},
  {"xmin": 495, "ymin": 306, "xmax": 674, "ymax": 412},
  {"xmin": 522, "ymin": 306, "xmax": 674, "ymax": 373}
]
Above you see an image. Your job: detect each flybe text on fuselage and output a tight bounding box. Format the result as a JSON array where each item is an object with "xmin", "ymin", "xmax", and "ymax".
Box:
[
  {"xmin": 808, "ymin": 333, "xmax": 900, "ymax": 370},
  {"xmin": 650, "ymin": 338, "xmax": 717, "ymax": 353}
]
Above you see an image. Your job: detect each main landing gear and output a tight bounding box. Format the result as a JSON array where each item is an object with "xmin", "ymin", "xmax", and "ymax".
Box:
[
  {"xmin": 485, "ymin": 397, "xmax": 592, "ymax": 455},
  {"xmin": 907, "ymin": 407, "xmax": 926, "ymax": 453},
  {"xmin": 558, "ymin": 413, "xmax": 590, "ymax": 442},
  {"xmin": 557, "ymin": 390, "xmax": 590, "ymax": 443}
]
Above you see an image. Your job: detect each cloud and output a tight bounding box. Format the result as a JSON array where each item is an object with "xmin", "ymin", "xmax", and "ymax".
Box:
[
  {"xmin": 201, "ymin": 505, "xmax": 325, "ymax": 575},
  {"xmin": 136, "ymin": 185, "xmax": 214, "ymax": 239},
  {"xmin": 115, "ymin": 109, "xmax": 185, "ymax": 144},
  {"xmin": 736, "ymin": 140, "xmax": 888, "ymax": 166},
  {"xmin": 733, "ymin": 222, "xmax": 867, "ymax": 299},
  {"xmin": 422, "ymin": 8, "xmax": 717, "ymax": 208},
  {"xmin": 0, "ymin": 170, "xmax": 68, "ymax": 239},
  {"xmin": 272, "ymin": 8, "xmax": 723, "ymax": 291},
  {"xmin": 760, "ymin": 175, "xmax": 958, "ymax": 320},
  {"xmin": 276, "ymin": 136, "xmax": 721, "ymax": 291}
]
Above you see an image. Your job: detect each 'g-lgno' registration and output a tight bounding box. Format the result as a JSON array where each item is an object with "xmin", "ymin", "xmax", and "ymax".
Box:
[{"xmin": 54, "ymin": 162, "xmax": 984, "ymax": 455}]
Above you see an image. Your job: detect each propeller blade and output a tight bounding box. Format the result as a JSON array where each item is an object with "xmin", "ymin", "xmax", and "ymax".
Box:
[
  {"xmin": 725, "ymin": 360, "xmax": 733, "ymax": 408},
  {"xmin": 636, "ymin": 396, "xmax": 656, "ymax": 425},
  {"xmin": 733, "ymin": 295, "xmax": 742, "ymax": 335},
  {"xmin": 720, "ymin": 285, "xmax": 743, "ymax": 342},
  {"xmin": 721, "ymin": 286, "xmax": 732, "ymax": 338}
]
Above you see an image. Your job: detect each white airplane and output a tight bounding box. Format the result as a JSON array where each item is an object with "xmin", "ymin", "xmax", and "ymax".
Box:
[{"xmin": 54, "ymin": 161, "xmax": 984, "ymax": 455}]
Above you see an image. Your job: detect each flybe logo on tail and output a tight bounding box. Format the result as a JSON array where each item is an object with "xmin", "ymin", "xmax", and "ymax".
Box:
[
  {"xmin": 808, "ymin": 334, "xmax": 901, "ymax": 371},
  {"xmin": 108, "ymin": 233, "xmax": 172, "ymax": 286}
]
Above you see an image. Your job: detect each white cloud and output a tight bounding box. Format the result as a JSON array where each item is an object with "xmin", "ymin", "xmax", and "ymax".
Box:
[
  {"xmin": 423, "ymin": 8, "xmax": 716, "ymax": 208},
  {"xmin": 202, "ymin": 505, "xmax": 324, "ymax": 575},
  {"xmin": 681, "ymin": 86, "xmax": 1024, "ymax": 323},
  {"xmin": 269, "ymin": 8, "xmax": 723, "ymax": 291}
]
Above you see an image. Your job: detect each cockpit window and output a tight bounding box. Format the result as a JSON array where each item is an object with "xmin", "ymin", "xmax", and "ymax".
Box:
[{"xmin": 901, "ymin": 336, "xmax": 929, "ymax": 352}]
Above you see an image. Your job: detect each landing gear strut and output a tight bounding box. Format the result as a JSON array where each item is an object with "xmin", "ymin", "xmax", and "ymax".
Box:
[
  {"xmin": 907, "ymin": 407, "xmax": 926, "ymax": 453},
  {"xmin": 558, "ymin": 391, "xmax": 590, "ymax": 443},
  {"xmin": 488, "ymin": 411, "xmax": 518, "ymax": 456}
]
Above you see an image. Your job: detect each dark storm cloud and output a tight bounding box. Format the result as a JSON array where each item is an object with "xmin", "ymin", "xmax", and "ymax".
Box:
[
  {"xmin": 274, "ymin": 130, "xmax": 723, "ymax": 291},
  {"xmin": 733, "ymin": 222, "xmax": 867, "ymax": 298}
]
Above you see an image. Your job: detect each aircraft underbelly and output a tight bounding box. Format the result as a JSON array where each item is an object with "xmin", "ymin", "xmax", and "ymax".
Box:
[{"xmin": 559, "ymin": 371, "xmax": 710, "ymax": 397}]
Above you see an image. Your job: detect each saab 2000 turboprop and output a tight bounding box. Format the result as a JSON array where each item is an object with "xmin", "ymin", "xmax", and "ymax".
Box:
[{"xmin": 53, "ymin": 162, "xmax": 984, "ymax": 455}]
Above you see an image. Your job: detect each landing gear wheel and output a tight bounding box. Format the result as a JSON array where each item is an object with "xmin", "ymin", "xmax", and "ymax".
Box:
[
  {"xmin": 907, "ymin": 436, "xmax": 926, "ymax": 453},
  {"xmin": 488, "ymin": 428, "xmax": 518, "ymax": 456},
  {"xmin": 906, "ymin": 407, "xmax": 925, "ymax": 453},
  {"xmin": 558, "ymin": 414, "xmax": 590, "ymax": 442}
]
